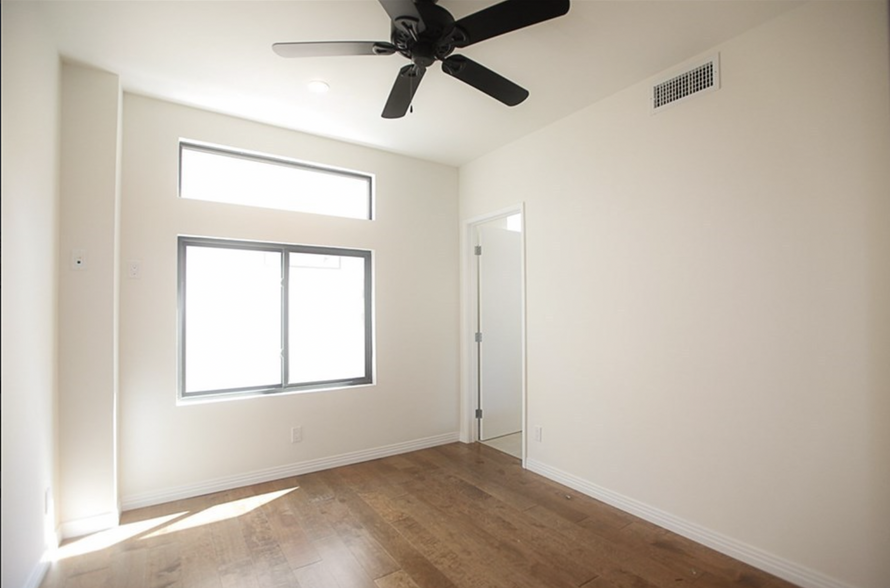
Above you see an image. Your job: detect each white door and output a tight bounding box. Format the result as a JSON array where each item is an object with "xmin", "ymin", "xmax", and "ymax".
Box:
[{"xmin": 476, "ymin": 215, "xmax": 522, "ymax": 441}]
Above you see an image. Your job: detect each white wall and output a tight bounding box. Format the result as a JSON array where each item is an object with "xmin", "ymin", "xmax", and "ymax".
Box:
[
  {"xmin": 118, "ymin": 95, "xmax": 460, "ymax": 506},
  {"xmin": 58, "ymin": 63, "xmax": 122, "ymax": 537},
  {"xmin": 459, "ymin": 3, "xmax": 890, "ymax": 588},
  {"xmin": 1, "ymin": 3, "xmax": 62, "ymax": 587}
]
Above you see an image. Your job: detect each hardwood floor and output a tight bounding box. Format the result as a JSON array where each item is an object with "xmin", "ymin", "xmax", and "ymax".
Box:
[{"xmin": 40, "ymin": 443, "xmax": 800, "ymax": 588}]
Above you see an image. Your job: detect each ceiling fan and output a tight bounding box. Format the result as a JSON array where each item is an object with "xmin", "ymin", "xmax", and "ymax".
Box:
[{"xmin": 273, "ymin": 0, "xmax": 570, "ymax": 119}]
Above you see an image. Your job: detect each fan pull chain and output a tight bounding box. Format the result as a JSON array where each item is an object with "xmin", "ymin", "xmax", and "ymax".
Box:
[{"xmin": 409, "ymin": 69, "xmax": 415, "ymax": 114}]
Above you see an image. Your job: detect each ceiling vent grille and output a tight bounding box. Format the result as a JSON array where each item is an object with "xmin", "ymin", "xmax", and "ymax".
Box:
[{"xmin": 652, "ymin": 54, "xmax": 720, "ymax": 113}]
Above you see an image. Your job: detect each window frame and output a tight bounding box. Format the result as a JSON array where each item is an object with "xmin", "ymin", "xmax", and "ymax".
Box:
[
  {"xmin": 178, "ymin": 141, "xmax": 375, "ymax": 220},
  {"xmin": 177, "ymin": 236, "xmax": 374, "ymax": 401}
]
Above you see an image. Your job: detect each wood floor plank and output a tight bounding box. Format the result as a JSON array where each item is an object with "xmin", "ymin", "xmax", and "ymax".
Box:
[
  {"xmin": 367, "ymin": 456, "xmax": 433, "ymax": 497},
  {"xmin": 211, "ymin": 490, "xmax": 263, "ymax": 588},
  {"xmin": 177, "ymin": 529, "xmax": 224, "ymax": 587},
  {"xmin": 280, "ymin": 476, "xmax": 337, "ymax": 541},
  {"xmin": 375, "ymin": 570, "xmax": 422, "ymax": 588},
  {"xmin": 321, "ymin": 469, "xmax": 458, "ymax": 588},
  {"xmin": 402, "ymin": 446, "xmax": 541, "ymax": 513},
  {"xmin": 110, "ymin": 545, "xmax": 150, "ymax": 588},
  {"xmin": 443, "ymin": 442, "xmax": 637, "ymax": 526},
  {"xmin": 216, "ymin": 556, "xmax": 261, "ymax": 588},
  {"xmin": 392, "ymin": 484, "xmax": 576, "ymax": 588},
  {"xmin": 235, "ymin": 486, "xmax": 305, "ymax": 587},
  {"xmin": 52, "ymin": 548, "xmax": 113, "ymax": 588},
  {"xmin": 611, "ymin": 520, "xmax": 799, "ymax": 588},
  {"xmin": 410, "ymin": 467, "xmax": 599, "ymax": 586},
  {"xmin": 145, "ymin": 540, "xmax": 182, "ymax": 588},
  {"xmin": 581, "ymin": 577, "xmax": 624, "ymax": 588},
  {"xmin": 328, "ymin": 459, "xmax": 392, "ymax": 495},
  {"xmin": 311, "ymin": 533, "xmax": 378, "ymax": 588},
  {"xmin": 39, "ymin": 443, "xmax": 802, "ymax": 588},
  {"xmin": 312, "ymin": 487, "xmax": 400, "ymax": 579},
  {"xmin": 523, "ymin": 502, "xmax": 693, "ymax": 588},
  {"xmin": 260, "ymin": 493, "xmax": 322, "ymax": 571},
  {"xmin": 298, "ymin": 471, "xmax": 338, "ymax": 503},
  {"xmin": 359, "ymin": 490, "xmax": 508, "ymax": 588},
  {"xmin": 240, "ymin": 530, "xmax": 298, "ymax": 588},
  {"xmin": 430, "ymin": 443, "xmax": 606, "ymax": 523},
  {"xmin": 292, "ymin": 561, "xmax": 339, "ymax": 588}
]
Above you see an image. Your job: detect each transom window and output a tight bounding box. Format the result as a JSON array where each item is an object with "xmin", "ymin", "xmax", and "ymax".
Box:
[
  {"xmin": 178, "ymin": 237, "xmax": 373, "ymax": 400},
  {"xmin": 179, "ymin": 141, "xmax": 374, "ymax": 220}
]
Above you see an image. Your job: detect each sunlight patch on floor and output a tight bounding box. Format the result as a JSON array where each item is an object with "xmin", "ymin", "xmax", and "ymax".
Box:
[
  {"xmin": 51, "ymin": 486, "xmax": 299, "ymax": 561},
  {"xmin": 52, "ymin": 512, "xmax": 186, "ymax": 561},
  {"xmin": 141, "ymin": 487, "xmax": 296, "ymax": 538}
]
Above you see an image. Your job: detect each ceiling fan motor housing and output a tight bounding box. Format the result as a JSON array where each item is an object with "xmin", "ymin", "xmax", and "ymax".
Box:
[{"xmin": 391, "ymin": 1, "xmax": 467, "ymax": 66}]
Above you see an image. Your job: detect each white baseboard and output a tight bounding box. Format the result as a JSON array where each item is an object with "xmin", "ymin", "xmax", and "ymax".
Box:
[
  {"xmin": 24, "ymin": 558, "xmax": 50, "ymax": 588},
  {"xmin": 525, "ymin": 459, "xmax": 855, "ymax": 588},
  {"xmin": 59, "ymin": 509, "xmax": 120, "ymax": 540},
  {"xmin": 120, "ymin": 431, "xmax": 460, "ymax": 511}
]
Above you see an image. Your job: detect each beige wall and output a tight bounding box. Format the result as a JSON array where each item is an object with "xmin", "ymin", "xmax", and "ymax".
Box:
[
  {"xmin": 58, "ymin": 63, "xmax": 122, "ymax": 537},
  {"xmin": 1, "ymin": 3, "xmax": 62, "ymax": 587},
  {"xmin": 118, "ymin": 95, "xmax": 460, "ymax": 505},
  {"xmin": 459, "ymin": 2, "xmax": 890, "ymax": 588}
]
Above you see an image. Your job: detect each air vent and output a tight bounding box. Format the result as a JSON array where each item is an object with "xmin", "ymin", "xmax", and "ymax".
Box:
[{"xmin": 652, "ymin": 54, "xmax": 720, "ymax": 112}]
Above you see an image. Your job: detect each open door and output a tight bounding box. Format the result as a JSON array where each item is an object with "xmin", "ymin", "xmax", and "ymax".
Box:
[{"xmin": 475, "ymin": 214, "xmax": 523, "ymax": 442}]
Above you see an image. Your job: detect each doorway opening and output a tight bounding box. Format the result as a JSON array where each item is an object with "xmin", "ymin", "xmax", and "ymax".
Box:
[{"xmin": 463, "ymin": 206, "xmax": 525, "ymax": 462}]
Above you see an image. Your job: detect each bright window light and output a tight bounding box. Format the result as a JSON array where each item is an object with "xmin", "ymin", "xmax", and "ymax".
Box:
[
  {"xmin": 183, "ymin": 246, "xmax": 282, "ymax": 393},
  {"xmin": 288, "ymin": 253, "xmax": 367, "ymax": 384},
  {"xmin": 179, "ymin": 142, "xmax": 373, "ymax": 220},
  {"xmin": 179, "ymin": 237, "xmax": 373, "ymax": 400}
]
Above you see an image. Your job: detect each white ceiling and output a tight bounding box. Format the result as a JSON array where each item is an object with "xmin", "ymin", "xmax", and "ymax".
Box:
[{"xmin": 35, "ymin": 0, "xmax": 803, "ymax": 166}]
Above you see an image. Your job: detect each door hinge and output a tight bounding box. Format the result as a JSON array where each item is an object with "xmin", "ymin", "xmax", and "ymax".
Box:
[
  {"xmin": 474, "ymin": 245, "xmax": 482, "ymax": 256},
  {"xmin": 475, "ymin": 408, "xmax": 483, "ymax": 419},
  {"xmin": 474, "ymin": 332, "xmax": 483, "ymax": 343}
]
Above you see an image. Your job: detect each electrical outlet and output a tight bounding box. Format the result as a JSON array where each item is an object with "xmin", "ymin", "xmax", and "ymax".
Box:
[
  {"xmin": 291, "ymin": 426, "xmax": 303, "ymax": 443},
  {"xmin": 534, "ymin": 426, "xmax": 543, "ymax": 442},
  {"xmin": 127, "ymin": 260, "xmax": 141, "ymax": 279}
]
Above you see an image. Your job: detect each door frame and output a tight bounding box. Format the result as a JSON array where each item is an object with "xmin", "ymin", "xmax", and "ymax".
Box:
[{"xmin": 459, "ymin": 204, "xmax": 527, "ymax": 465}]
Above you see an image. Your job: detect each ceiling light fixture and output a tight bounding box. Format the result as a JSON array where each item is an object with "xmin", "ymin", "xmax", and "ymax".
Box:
[{"xmin": 307, "ymin": 80, "xmax": 330, "ymax": 94}]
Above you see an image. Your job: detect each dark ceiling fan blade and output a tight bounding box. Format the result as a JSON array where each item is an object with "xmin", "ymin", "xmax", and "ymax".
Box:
[
  {"xmin": 378, "ymin": 0, "xmax": 426, "ymax": 36},
  {"xmin": 441, "ymin": 55, "xmax": 528, "ymax": 106},
  {"xmin": 452, "ymin": 0, "xmax": 570, "ymax": 48},
  {"xmin": 382, "ymin": 64, "xmax": 426, "ymax": 119},
  {"xmin": 272, "ymin": 41, "xmax": 396, "ymax": 58}
]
